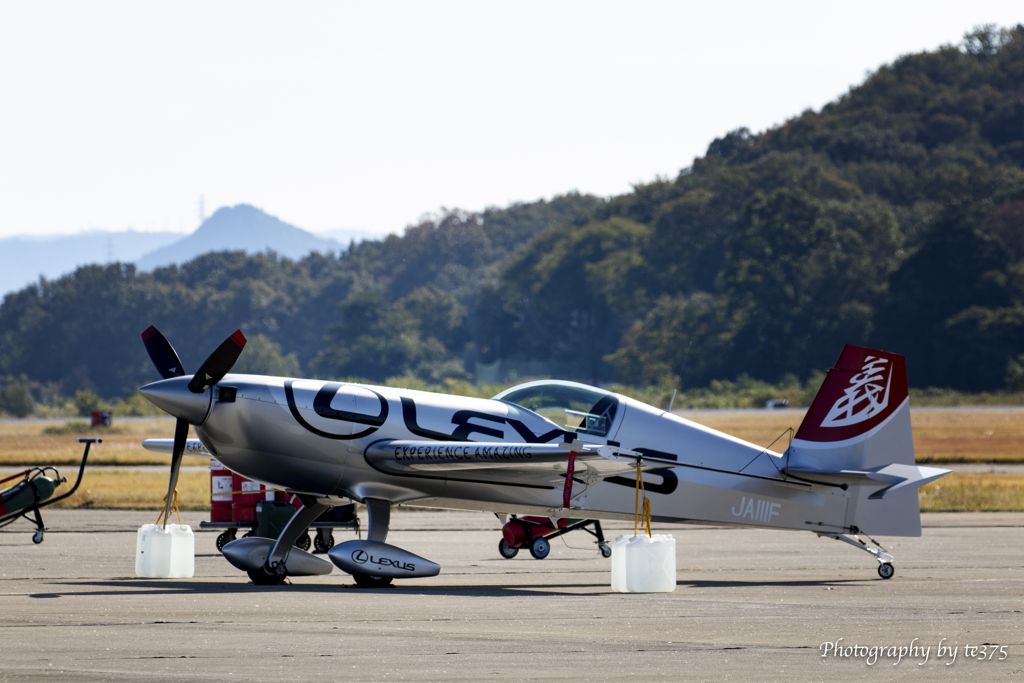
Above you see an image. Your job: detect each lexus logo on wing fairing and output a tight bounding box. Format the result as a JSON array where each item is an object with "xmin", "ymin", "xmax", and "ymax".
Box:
[{"xmin": 329, "ymin": 540, "xmax": 440, "ymax": 579}]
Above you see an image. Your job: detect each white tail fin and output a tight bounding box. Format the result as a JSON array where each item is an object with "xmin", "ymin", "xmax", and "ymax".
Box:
[{"xmin": 786, "ymin": 345, "xmax": 948, "ymax": 537}]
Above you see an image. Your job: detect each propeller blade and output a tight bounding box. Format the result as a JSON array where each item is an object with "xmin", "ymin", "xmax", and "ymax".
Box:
[
  {"xmin": 160, "ymin": 417, "xmax": 190, "ymax": 528},
  {"xmin": 141, "ymin": 326, "xmax": 186, "ymax": 379},
  {"xmin": 187, "ymin": 330, "xmax": 247, "ymax": 394}
]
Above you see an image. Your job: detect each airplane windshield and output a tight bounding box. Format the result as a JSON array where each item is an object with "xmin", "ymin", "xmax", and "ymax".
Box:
[{"xmin": 493, "ymin": 380, "xmax": 618, "ymax": 437}]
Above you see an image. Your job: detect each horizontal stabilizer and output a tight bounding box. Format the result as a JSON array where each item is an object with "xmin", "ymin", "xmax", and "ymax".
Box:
[
  {"xmin": 785, "ymin": 464, "xmax": 950, "ymax": 499},
  {"xmin": 142, "ymin": 438, "xmax": 211, "ymax": 458}
]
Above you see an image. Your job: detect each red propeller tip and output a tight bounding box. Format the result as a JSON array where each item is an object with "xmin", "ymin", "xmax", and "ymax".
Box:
[
  {"xmin": 230, "ymin": 330, "xmax": 247, "ymax": 348},
  {"xmin": 141, "ymin": 325, "xmax": 157, "ymax": 342}
]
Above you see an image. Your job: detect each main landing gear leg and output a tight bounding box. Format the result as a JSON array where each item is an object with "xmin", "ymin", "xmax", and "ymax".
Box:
[
  {"xmin": 249, "ymin": 497, "xmax": 331, "ymax": 585},
  {"xmin": 354, "ymin": 498, "xmax": 393, "ymax": 588},
  {"xmin": 819, "ymin": 532, "xmax": 895, "ymax": 579}
]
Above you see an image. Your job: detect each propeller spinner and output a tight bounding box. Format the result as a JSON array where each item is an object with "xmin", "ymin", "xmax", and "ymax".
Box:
[{"xmin": 140, "ymin": 327, "xmax": 246, "ymax": 527}]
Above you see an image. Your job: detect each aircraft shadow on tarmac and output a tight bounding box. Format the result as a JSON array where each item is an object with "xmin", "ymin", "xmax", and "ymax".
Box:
[{"xmin": 36, "ymin": 576, "xmax": 869, "ymax": 599}]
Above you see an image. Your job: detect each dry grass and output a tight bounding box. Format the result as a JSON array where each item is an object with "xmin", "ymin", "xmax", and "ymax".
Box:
[
  {"xmin": 683, "ymin": 409, "xmax": 1024, "ymax": 463},
  {"xmin": 0, "ymin": 419, "xmax": 207, "ymax": 467},
  {"xmin": 918, "ymin": 473, "xmax": 1024, "ymax": 512},
  {"xmin": 44, "ymin": 470, "xmax": 210, "ymax": 511}
]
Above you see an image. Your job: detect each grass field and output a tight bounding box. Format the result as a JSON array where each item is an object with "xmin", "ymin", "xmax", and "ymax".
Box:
[
  {"xmin": 684, "ymin": 409, "xmax": 1024, "ymax": 463},
  {"xmin": 42, "ymin": 470, "xmax": 211, "ymax": 511},
  {"xmin": 2, "ymin": 409, "xmax": 1023, "ymax": 511},
  {"xmin": 0, "ymin": 418, "xmax": 206, "ymax": 467},
  {"xmin": 918, "ymin": 473, "xmax": 1024, "ymax": 512}
]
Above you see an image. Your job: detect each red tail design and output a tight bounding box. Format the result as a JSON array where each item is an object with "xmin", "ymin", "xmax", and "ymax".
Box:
[{"xmin": 794, "ymin": 345, "xmax": 908, "ymax": 444}]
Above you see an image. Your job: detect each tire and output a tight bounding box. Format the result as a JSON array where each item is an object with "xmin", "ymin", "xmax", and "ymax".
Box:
[
  {"xmin": 216, "ymin": 530, "xmax": 236, "ymax": 552},
  {"xmin": 877, "ymin": 563, "xmax": 895, "ymax": 579},
  {"xmin": 32, "ymin": 531, "xmax": 44, "ymax": 544},
  {"xmin": 498, "ymin": 539, "xmax": 519, "ymax": 559},
  {"xmin": 598, "ymin": 542, "xmax": 612, "ymax": 558},
  {"xmin": 295, "ymin": 532, "xmax": 312, "ymax": 551},
  {"xmin": 352, "ymin": 573, "xmax": 394, "ymax": 588},
  {"xmin": 247, "ymin": 564, "xmax": 287, "ymax": 585},
  {"xmin": 529, "ymin": 536, "xmax": 550, "ymax": 560},
  {"xmin": 314, "ymin": 531, "xmax": 335, "ymax": 553}
]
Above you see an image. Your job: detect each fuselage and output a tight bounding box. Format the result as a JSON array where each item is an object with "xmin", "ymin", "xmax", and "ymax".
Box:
[{"xmin": 148, "ymin": 374, "xmax": 853, "ymax": 532}]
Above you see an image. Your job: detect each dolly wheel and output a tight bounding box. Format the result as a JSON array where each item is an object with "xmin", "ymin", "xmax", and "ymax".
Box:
[
  {"xmin": 295, "ymin": 532, "xmax": 312, "ymax": 551},
  {"xmin": 352, "ymin": 573, "xmax": 393, "ymax": 588},
  {"xmin": 877, "ymin": 563, "xmax": 895, "ymax": 579},
  {"xmin": 247, "ymin": 564, "xmax": 287, "ymax": 585},
  {"xmin": 314, "ymin": 531, "xmax": 335, "ymax": 553},
  {"xmin": 530, "ymin": 536, "xmax": 550, "ymax": 560},
  {"xmin": 32, "ymin": 530, "xmax": 44, "ymax": 544},
  {"xmin": 598, "ymin": 542, "xmax": 612, "ymax": 558},
  {"xmin": 498, "ymin": 538, "xmax": 519, "ymax": 559},
  {"xmin": 216, "ymin": 530, "xmax": 236, "ymax": 552}
]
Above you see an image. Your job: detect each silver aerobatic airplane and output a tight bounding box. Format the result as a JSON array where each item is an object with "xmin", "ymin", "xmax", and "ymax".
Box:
[{"xmin": 138, "ymin": 326, "xmax": 949, "ymax": 586}]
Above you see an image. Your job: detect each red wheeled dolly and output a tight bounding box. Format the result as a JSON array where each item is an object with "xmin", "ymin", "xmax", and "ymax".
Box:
[{"xmin": 498, "ymin": 514, "xmax": 611, "ymax": 560}]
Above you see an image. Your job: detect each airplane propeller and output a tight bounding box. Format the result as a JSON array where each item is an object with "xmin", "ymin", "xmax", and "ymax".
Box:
[{"xmin": 140, "ymin": 326, "xmax": 246, "ymax": 527}]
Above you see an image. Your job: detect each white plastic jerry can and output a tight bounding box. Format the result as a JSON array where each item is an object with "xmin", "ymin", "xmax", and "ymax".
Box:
[
  {"xmin": 136, "ymin": 524, "xmax": 195, "ymax": 578},
  {"xmin": 611, "ymin": 533, "xmax": 676, "ymax": 593},
  {"xmin": 611, "ymin": 535, "xmax": 629, "ymax": 592}
]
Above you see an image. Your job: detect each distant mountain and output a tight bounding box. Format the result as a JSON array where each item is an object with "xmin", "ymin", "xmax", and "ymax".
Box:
[
  {"xmin": 0, "ymin": 230, "xmax": 181, "ymax": 297},
  {"xmin": 136, "ymin": 205, "xmax": 345, "ymax": 271}
]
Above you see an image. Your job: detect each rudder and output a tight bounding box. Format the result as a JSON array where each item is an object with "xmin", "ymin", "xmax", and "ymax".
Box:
[{"xmin": 789, "ymin": 345, "xmax": 924, "ymax": 536}]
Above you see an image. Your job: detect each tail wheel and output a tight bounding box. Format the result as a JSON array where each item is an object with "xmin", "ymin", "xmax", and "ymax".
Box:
[
  {"xmin": 498, "ymin": 539, "xmax": 519, "ymax": 559},
  {"xmin": 877, "ymin": 563, "xmax": 895, "ymax": 579},
  {"xmin": 352, "ymin": 573, "xmax": 393, "ymax": 588}
]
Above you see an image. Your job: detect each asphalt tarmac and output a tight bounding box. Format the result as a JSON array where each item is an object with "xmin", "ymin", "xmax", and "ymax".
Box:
[{"xmin": 1, "ymin": 510, "xmax": 1021, "ymax": 682}]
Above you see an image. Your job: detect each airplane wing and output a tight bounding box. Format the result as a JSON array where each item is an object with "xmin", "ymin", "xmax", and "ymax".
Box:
[
  {"xmin": 364, "ymin": 439, "xmax": 648, "ymax": 488},
  {"xmin": 142, "ymin": 438, "xmax": 212, "ymax": 458}
]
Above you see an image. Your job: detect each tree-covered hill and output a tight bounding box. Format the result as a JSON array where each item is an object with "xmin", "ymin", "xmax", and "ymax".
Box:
[{"xmin": 1, "ymin": 25, "xmax": 1022, "ymax": 404}]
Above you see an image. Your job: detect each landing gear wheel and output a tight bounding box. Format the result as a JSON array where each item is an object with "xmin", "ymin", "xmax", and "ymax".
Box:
[
  {"xmin": 295, "ymin": 532, "xmax": 311, "ymax": 551},
  {"xmin": 498, "ymin": 539, "xmax": 519, "ymax": 559},
  {"xmin": 598, "ymin": 542, "xmax": 612, "ymax": 558},
  {"xmin": 529, "ymin": 536, "xmax": 550, "ymax": 560},
  {"xmin": 32, "ymin": 530, "xmax": 44, "ymax": 544},
  {"xmin": 314, "ymin": 530, "xmax": 335, "ymax": 553},
  {"xmin": 877, "ymin": 563, "xmax": 895, "ymax": 579},
  {"xmin": 216, "ymin": 530, "xmax": 236, "ymax": 552},
  {"xmin": 352, "ymin": 573, "xmax": 393, "ymax": 588},
  {"xmin": 247, "ymin": 564, "xmax": 287, "ymax": 585}
]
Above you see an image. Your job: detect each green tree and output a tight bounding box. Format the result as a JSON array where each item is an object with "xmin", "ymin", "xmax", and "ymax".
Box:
[
  {"xmin": 74, "ymin": 389, "xmax": 102, "ymax": 417},
  {"xmin": 312, "ymin": 290, "xmax": 427, "ymax": 381},
  {"xmin": 606, "ymin": 293, "xmax": 740, "ymax": 387},
  {"xmin": 233, "ymin": 334, "xmax": 301, "ymax": 376},
  {"xmin": 722, "ymin": 189, "xmax": 901, "ymax": 378},
  {"xmin": 499, "ymin": 217, "xmax": 651, "ymax": 383},
  {"xmin": 3, "ymin": 383, "xmax": 36, "ymax": 418}
]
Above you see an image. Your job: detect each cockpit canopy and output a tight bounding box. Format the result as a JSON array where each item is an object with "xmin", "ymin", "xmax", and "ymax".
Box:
[{"xmin": 493, "ymin": 380, "xmax": 619, "ymax": 437}]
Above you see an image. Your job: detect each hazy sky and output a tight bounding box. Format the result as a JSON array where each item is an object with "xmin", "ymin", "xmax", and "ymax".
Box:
[{"xmin": 1, "ymin": 2, "xmax": 1022, "ymax": 239}]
